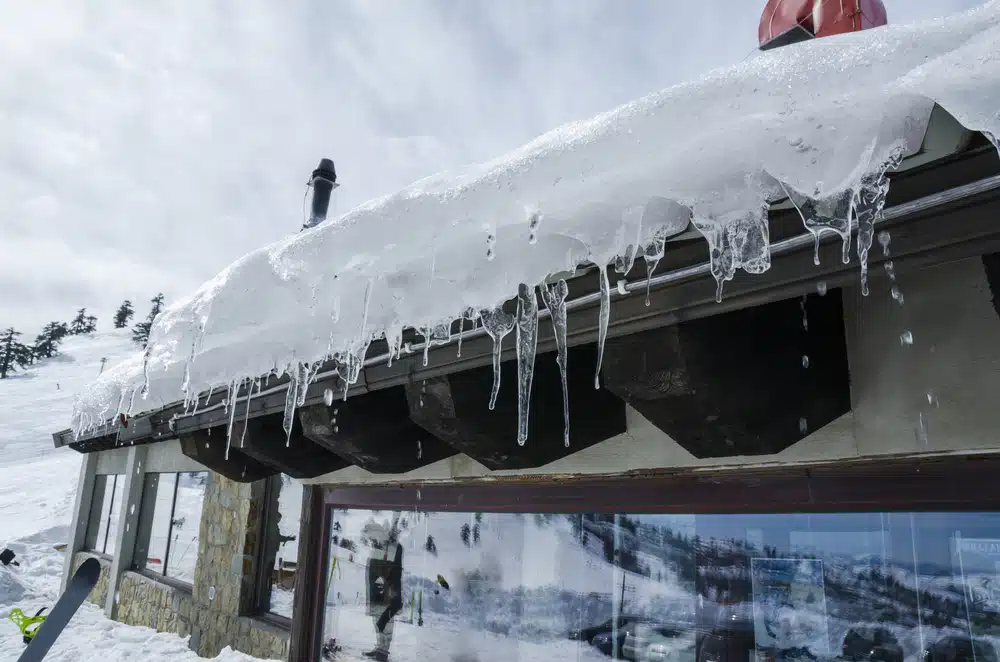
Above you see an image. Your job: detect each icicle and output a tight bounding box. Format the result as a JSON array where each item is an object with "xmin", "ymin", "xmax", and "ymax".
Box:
[
  {"xmin": 515, "ymin": 284, "xmax": 539, "ymax": 446},
  {"xmin": 595, "ymin": 264, "xmax": 611, "ymax": 389},
  {"xmin": 855, "ymin": 149, "xmax": 903, "ymax": 296},
  {"xmin": 225, "ymin": 379, "xmax": 241, "ymax": 460},
  {"xmin": 542, "ymin": 279, "xmax": 571, "ymax": 446},
  {"xmin": 641, "ymin": 228, "xmax": 670, "ymax": 307},
  {"xmin": 480, "ymin": 305, "xmax": 516, "ymax": 410},
  {"xmin": 456, "ymin": 318, "xmax": 465, "ymax": 358},
  {"xmin": 614, "ymin": 244, "xmax": 638, "ymax": 279},
  {"xmin": 282, "ymin": 362, "xmax": 303, "ymax": 445},
  {"xmin": 240, "ymin": 379, "xmax": 258, "ymax": 448},
  {"xmin": 692, "ymin": 203, "xmax": 769, "ymax": 304},
  {"xmin": 782, "ymin": 184, "xmax": 854, "ymax": 266},
  {"xmin": 986, "ymin": 131, "xmax": 999, "ymax": 158},
  {"xmin": 140, "ymin": 345, "xmax": 153, "ymax": 399}
]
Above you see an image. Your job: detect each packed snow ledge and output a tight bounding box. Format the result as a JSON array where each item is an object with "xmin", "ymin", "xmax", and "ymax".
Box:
[{"xmin": 73, "ymin": 2, "xmax": 1000, "ymax": 438}]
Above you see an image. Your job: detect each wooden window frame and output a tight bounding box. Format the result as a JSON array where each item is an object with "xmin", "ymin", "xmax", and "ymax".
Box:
[{"xmin": 288, "ymin": 452, "xmax": 1000, "ymax": 659}]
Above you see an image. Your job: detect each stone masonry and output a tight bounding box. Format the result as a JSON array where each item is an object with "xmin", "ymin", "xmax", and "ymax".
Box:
[
  {"xmin": 71, "ymin": 552, "xmax": 111, "ymax": 607},
  {"xmin": 79, "ymin": 472, "xmax": 289, "ymax": 660}
]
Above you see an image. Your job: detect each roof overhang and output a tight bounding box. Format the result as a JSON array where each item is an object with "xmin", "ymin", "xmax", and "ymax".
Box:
[{"xmin": 53, "ymin": 107, "xmax": 1000, "ymax": 481}]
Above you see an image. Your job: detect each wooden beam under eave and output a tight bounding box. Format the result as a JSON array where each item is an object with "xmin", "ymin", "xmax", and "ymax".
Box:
[
  {"xmin": 298, "ymin": 386, "xmax": 455, "ymax": 474},
  {"xmin": 405, "ymin": 344, "xmax": 627, "ymax": 470},
  {"xmin": 601, "ymin": 291, "xmax": 851, "ymax": 458},
  {"xmin": 178, "ymin": 428, "xmax": 276, "ymax": 483},
  {"xmin": 232, "ymin": 414, "xmax": 350, "ymax": 479}
]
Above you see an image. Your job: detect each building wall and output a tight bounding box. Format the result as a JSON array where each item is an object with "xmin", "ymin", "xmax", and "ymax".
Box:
[
  {"xmin": 71, "ymin": 552, "xmax": 111, "ymax": 607},
  {"xmin": 305, "ymin": 255, "xmax": 1000, "ymax": 486}
]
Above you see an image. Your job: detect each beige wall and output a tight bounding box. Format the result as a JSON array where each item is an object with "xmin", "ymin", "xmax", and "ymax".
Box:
[{"xmin": 306, "ymin": 255, "xmax": 1000, "ymax": 486}]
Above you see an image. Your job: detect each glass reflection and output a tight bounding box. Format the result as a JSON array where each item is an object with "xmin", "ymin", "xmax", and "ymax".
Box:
[{"xmin": 317, "ymin": 510, "xmax": 1000, "ymax": 662}]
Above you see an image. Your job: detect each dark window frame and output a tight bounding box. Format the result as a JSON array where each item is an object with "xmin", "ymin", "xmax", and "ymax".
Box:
[
  {"xmin": 131, "ymin": 470, "xmax": 209, "ymax": 587},
  {"xmin": 289, "ymin": 453, "xmax": 1000, "ymax": 660},
  {"xmin": 251, "ymin": 474, "xmax": 297, "ymax": 629},
  {"xmin": 85, "ymin": 474, "xmax": 121, "ymax": 555}
]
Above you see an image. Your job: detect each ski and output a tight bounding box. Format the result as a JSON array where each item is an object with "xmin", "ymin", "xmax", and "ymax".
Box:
[{"xmin": 16, "ymin": 557, "xmax": 101, "ymax": 662}]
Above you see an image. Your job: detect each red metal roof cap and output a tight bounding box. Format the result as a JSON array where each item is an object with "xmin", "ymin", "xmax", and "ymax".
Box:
[{"xmin": 759, "ymin": 0, "xmax": 888, "ymax": 46}]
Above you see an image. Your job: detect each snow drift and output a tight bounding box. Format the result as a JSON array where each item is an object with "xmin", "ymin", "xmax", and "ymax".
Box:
[{"xmin": 73, "ymin": 2, "xmax": 1000, "ymax": 438}]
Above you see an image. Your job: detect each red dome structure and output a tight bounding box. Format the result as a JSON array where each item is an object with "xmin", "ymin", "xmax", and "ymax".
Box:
[{"xmin": 759, "ymin": 0, "xmax": 888, "ymax": 51}]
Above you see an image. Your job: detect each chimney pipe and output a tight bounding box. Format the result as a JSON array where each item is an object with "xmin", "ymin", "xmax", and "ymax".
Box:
[{"xmin": 302, "ymin": 158, "xmax": 339, "ymax": 230}]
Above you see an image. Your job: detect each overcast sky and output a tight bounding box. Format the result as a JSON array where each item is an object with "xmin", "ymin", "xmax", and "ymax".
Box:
[{"xmin": 0, "ymin": 0, "xmax": 987, "ymax": 336}]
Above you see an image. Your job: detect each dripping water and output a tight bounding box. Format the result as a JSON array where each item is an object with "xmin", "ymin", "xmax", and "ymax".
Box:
[
  {"xmin": 816, "ymin": 281, "xmax": 828, "ymax": 296},
  {"xmin": 594, "ymin": 264, "xmax": 611, "ymax": 389},
  {"xmin": 801, "ymin": 295, "xmax": 809, "ymax": 332},
  {"xmin": 854, "ymin": 149, "xmax": 903, "ymax": 296},
  {"xmin": 480, "ymin": 306, "xmax": 515, "ymax": 410},
  {"xmin": 878, "ymin": 230, "xmax": 891, "ymax": 257},
  {"xmin": 900, "ymin": 330, "xmax": 913, "ymax": 346},
  {"xmin": 324, "ymin": 388, "xmax": 334, "ymax": 407},
  {"xmin": 515, "ymin": 284, "xmax": 539, "ymax": 446},
  {"xmin": 542, "ymin": 279, "xmax": 571, "ymax": 446}
]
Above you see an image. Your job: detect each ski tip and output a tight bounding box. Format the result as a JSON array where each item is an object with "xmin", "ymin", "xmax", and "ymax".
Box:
[{"xmin": 77, "ymin": 557, "xmax": 101, "ymax": 581}]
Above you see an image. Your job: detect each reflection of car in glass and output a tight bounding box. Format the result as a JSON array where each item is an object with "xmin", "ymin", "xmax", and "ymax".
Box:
[
  {"xmin": 568, "ymin": 614, "xmax": 645, "ymax": 644},
  {"xmin": 592, "ymin": 621, "xmax": 647, "ymax": 658},
  {"xmin": 842, "ymin": 626, "xmax": 904, "ymax": 662},
  {"xmin": 698, "ymin": 625, "xmax": 757, "ymax": 662},
  {"xmin": 622, "ymin": 622, "xmax": 696, "ymax": 662},
  {"xmin": 923, "ymin": 635, "xmax": 999, "ymax": 662}
]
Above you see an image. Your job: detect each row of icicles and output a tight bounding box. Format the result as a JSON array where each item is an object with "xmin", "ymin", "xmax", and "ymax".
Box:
[{"xmin": 153, "ymin": 149, "xmax": 913, "ymax": 459}]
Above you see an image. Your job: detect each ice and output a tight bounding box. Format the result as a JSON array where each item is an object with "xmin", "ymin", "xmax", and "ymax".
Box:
[
  {"xmin": 72, "ymin": 4, "xmax": 1000, "ymax": 434},
  {"xmin": 594, "ymin": 266, "xmax": 610, "ymax": 389},
  {"xmin": 692, "ymin": 178, "xmax": 772, "ymax": 302},
  {"xmin": 480, "ymin": 306, "xmax": 516, "ymax": 410},
  {"xmin": 515, "ymin": 284, "xmax": 540, "ymax": 446},
  {"xmin": 854, "ymin": 148, "xmax": 904, "ymax": 296},
  {"xmin": 542, "ymin": 279, "xmax": 570, "ymax": 446},
  {"xmin": 783, "ymin": 185, "xmax": 854, "ymax": 267},
  {"xmin": 225, "ymin": 378, "xmax": 240, "ymax": 460}
]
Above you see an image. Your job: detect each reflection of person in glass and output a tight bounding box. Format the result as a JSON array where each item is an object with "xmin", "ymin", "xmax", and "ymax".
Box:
[{"xmin": 363, "ymin": 520, "xmax": 403, "ymax": 661}]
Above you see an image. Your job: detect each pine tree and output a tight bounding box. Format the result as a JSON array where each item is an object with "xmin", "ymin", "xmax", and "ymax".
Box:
[
  {"xmin": 70, "ymin": 308, "xmax": 97, "ymax": 335},
  {"xmin": 113, "ymin": 301, "xmax": 134, "ymax": 329},
  {"xmin": 0, "ymin": 328, "xmax": 31, "ymax": 379},
  {"xmin": 425, "ymin": 535, "xmax": 438, "ymax": 556},
  {"xmin": 33, "ymin": 322, "xmax": 69, "ymax": 360},
  {"xmin": 132, "ymin": 293, "xmax": 165, "ymax": 348},
  {"xmin": 460, "ymin": 523, "xmax": 471, "ymax": 547}
]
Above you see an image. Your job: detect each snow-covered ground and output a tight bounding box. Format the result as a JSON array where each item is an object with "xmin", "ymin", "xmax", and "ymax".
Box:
[{"xmin": 0, "ymin": 331, "xmax": 272, "ymax": 661}]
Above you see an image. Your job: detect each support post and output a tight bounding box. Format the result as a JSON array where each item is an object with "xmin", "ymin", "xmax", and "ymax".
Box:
[
  {"xmin": 61, "ymin": 452, "xmax": 99, "ymax": 593},
  {"xmin": 104, "ymin": 445, "xmax": 148, "ymax": 618}
]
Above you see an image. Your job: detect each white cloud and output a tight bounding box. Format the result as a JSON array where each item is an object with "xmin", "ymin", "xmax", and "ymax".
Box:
[{"xmin": 0, "ymin": 0, "xmax": 986, "ymax": 336}]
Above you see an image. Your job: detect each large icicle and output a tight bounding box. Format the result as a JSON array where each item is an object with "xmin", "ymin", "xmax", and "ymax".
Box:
[
  {"xmin": 594, "ymin": 264, "xmax": 611, "ymax": 389},
  {"xmin": 282, "ymin": 362, "xmax": 307, "ymax": 445},
  {"xmin": 480, "ymin": 305, "xmax": 516, "ymax": 410},
  {"xmin": 542, "ymin": 279, "xmax": 571, "ymax": 446},
  {"xmin": 854, "ymin": 149, "xmax": 904, "ymax": 296},
  {"xmin": 225, "ymin": 378, "xmax": 242, "ymax": 460},
  {"xmin": 783, "ymin": 184, "xmax": 854, "ymax": 266},
  {"xmin": 692, "ymin": 205, "xmax": 770, "ymax": 303},
  {"xmin": 515, "ymin": 284, "xmax": 539, "ymax": 446}
]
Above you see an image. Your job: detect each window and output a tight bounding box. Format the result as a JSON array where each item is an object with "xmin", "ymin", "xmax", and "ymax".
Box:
[
  {"xmin": 317, "ymin": 507, "xmax": 1000, "ymax": 662},
  {"xmin": 133, "ymin": 471, "xmax": 208, "ymax": 585},
  {"xmin": 85, "ymin": 474, "xmax": 122, "ymax": 555},
  {"xmin": 258, "ymin": 475, "xmax": 303, "ymax": 619}
]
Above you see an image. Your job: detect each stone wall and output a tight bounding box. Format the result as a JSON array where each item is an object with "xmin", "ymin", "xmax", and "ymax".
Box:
[
  {"xmin": 80, "ymin": 472, "xmax": 289, "ymax": 660},
  {"xmin": 116, "ymin": 572, "xmax": 288, "ymax": 660},
  {"xmin": 71, "ymin": 552, "xmax": 111, "ymax": 607}
]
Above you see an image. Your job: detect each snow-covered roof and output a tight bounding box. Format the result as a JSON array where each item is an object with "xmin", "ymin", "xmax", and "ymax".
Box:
[{"xmin": 72, "ymin": 2, "xmax": 1000, "ymax": 438}]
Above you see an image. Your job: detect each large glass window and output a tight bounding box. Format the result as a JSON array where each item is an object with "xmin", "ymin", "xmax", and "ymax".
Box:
[
  {"xmin": 85, "ymin": 474, "xmax": 121, "ymax": 555},
  {"xmin": 133, "ymin": 471, "xmax": 208, "ymax": 585},
  {"xmin": 259, "ymin": 475, "xmax": 303, "ymax": 619},
  {"xmin": 318, "ymin": 508, "xmax": 1000, "ymax": 662}
]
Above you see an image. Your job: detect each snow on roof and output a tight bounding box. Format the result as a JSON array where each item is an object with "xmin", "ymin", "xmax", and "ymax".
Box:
[{"xmin": 73, "ymin": 2, "xmax": 1000, "ymax": 438}]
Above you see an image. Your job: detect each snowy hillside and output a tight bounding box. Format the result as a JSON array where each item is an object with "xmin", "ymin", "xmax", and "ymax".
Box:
[{"xmin": 0, "ymin": 331, "xmax": 272, "ymax": 661}]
